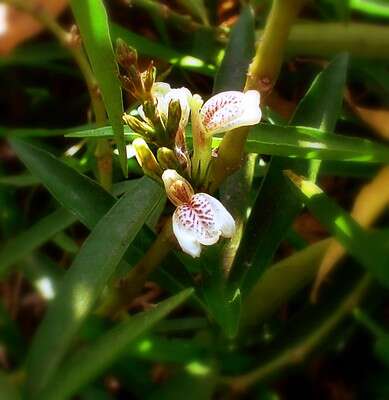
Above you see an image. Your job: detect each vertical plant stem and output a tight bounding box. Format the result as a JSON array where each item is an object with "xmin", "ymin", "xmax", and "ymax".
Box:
[
  {"xmin": 3, "ymin": 0, "xmax": 112, "ymax": 190},
  {"xmin": 98, "ymin": 219, "xmax": 175, "ymax": 318},
  {"xmin": 220, "ymin": 154, "xmax": 256, "ymax": 276},
  {"xmin": 209, "ymin": 0, "xmax": 305, "ymax": 192}
]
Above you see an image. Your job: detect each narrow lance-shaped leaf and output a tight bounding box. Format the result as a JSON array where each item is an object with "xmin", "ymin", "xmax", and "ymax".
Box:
[
  {"xmin": 312, "ymin": 165, "xmax": 389, "ymax": 299},
  {"xmin": 26, "ymin": 179, "xmax": 163, "ymax": 397},
  {"xmin": 10, "ymin": 139, "xmax": 197, "ymax": 298},
  {"xmin": 65, "ymin": 122, "xmax": 389, "ymax": 165},
  {"xmin": 230, "ymin": 54, "xmax": 348, "ymax": 296},
  {"xmin": 40, "ymin": 289, "xmax": 194, "ymax": 400},
  {"xmin": 213, "ymin": 6, "xmax": 255, "ymax": 93},
  {"xmin": 0, "ymin": 208, "xmax": 77, "ymax": 277},
  {"xmin": 285, "ymin": 170, "xmax": 389, "ymax": 287},
  {"xmin": 70, "ymin": 0, "xmax": 127, "ymax": 176}
]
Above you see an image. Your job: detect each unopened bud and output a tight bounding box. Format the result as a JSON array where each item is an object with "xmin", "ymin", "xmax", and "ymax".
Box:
[
  {"xmin": 132, "ymin": 138, "xmax": 163, "ymax": 181},
  {"xmin": 116, "ymin": 39, "xmax": 138, "ymax": 70},
  {"xmin": 166, "ymin": 99, "xmax": 182, "ymax": 141},
  {"xmin": 157, "ymin": 147, "xmax": 181, "ymax": 170},
  {"xmin": 123, "ymin": 114, "xmax": 155, "ymax": 140},
  {"xmin": 142, "ymin": 63, "xmax": 156, "ymax": 94},
  {"xmin": 162, "ymin": 169, "xmax": 194, "ymax": 206},
  {"xmin": 142, "ymin": 100, "xmax": 158, "ymax": 122}
]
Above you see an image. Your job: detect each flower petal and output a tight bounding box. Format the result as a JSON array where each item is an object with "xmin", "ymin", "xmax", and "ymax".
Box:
[
  {"xmin": 173, "ymin": 209, "xmax": 202, "ymax": 258},
  {"xmin": 151, "ymin": 82, "xmax": 171, "ymax": 97},
  {"xmin": 172, "ymin": 193, "xmax": 236, "ymax": 257},
  {"xmin": 200, "ymin": 90, "xmax": 261, "ymax": 135},
  {"xmin": 199, "ymin": 193, "xmax": 235, "ymax": 238}
]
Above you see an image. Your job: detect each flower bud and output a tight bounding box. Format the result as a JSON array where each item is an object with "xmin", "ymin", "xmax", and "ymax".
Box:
[
  {"xmin": 166, "ymin": 99, "xmax": 182, "ymax": 141},
  {"xmin": 122, "ymin": 114, "xmax": 156, "ymax": 141},
  {"xmin": 157, "ymin": 147, "xmax": 181, "ymax": 171},
  {"xmin": 132, "ymin": 138, "xmax": 162, "ymax": 181},
  {"xmin": 162, "ymin": 169, "xmax": 194, "ymax": 207},
  {"xmin": 142, "ymin": 63, "xmax": 156, "ymax": 94},
  {"xmin": 116, "ymin": 39, "xmax": 138, "ymax": 70}
]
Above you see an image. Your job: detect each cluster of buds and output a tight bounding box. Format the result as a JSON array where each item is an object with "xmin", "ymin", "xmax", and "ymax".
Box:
[{"xmin": 116, "ymin": 40, "xmax": 262, "ymax": 257}]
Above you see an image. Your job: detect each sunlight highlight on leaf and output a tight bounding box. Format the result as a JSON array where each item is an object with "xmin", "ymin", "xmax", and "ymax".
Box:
[{"xmin": 312, "ymin": 166, "xmax": 389, "ymax": 300}]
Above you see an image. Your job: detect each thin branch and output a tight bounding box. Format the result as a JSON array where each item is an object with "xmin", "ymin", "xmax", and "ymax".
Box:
[
  {"xmin": 209, "ymin": 0, "xmax": 306, "ymax": 192},
  {"xmin": 2, "ymin": 0, "xmax": 112, "ymax": 189}
]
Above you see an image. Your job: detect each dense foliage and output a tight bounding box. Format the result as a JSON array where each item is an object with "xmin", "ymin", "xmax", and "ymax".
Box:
[{"xmin": 1, "ymin": 0, "xmax": 389, "ymax": 399}]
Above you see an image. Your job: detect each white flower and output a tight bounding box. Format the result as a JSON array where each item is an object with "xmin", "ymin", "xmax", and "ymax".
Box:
[
  {"xmin": 162, "ymin": 170, "xmax": 235, "ymax": 258},
  {"xmin": 196, "ymin": 90, "xmax": 262, "ymax": 136},
  {"xmin": 138, "ymin": 82, "xmax": 192, "ymax": 130}
]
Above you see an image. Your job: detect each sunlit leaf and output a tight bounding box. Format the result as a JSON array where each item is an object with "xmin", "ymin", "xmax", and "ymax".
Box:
[
  {"xmin": 70, "ymin": 0, "xmax": 127, "ymax": 176},
  {"xmin": 40, "ymin": 289, "xmax": 194, "ymax": 400},
  {"xmin": 0, "ymin": 208, "xmax": 76, "ymax": 277},
  {"xmin": 26, "ymin": 178, "xmax": 162, "ymax": 397},
  {"xmin": 229, "ymin": 54, "xmax": 348, "ymax": 295},
  {"xmin": 285, "ymin": 170, "xmax": 389, "ymax": 286}
]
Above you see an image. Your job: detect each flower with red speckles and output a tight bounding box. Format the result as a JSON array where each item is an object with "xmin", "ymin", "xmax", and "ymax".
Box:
[
  {"xmin": 162, "ymin": 169, "xmax": 235, "ymax": 258},
  {"xmin": 199, "ymin": 90, "xmax": 261, "ymax": 136}
]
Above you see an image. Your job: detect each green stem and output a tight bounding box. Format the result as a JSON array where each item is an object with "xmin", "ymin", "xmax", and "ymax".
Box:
[
  {"xmin": 98, "ymin": 219, "xmax": 174, "ymax": 318},
  {"xmin": 209, "ymin": 0, "xmax": 305, "ymax": 193},
  {"xmin": 3, "ymin": 0, "xmax": 112, "ymax": 190},
  {"xmin": 222, "ymin": 274, "xmax": 373, "ymax": 391},
  {"xmin": 191, "ymin": 135, "xmax": 212, "ymax": 188},
  {"xmin": 220, "ymin": 154, "xmax": 256, "ymax": 276},
  {"xmin": 245, "ymin": 0, "xmax": 306, "ymax": 93},
  {"xmin": 283, "ymin": 22, "xmax": 389, "ymax": 60}
]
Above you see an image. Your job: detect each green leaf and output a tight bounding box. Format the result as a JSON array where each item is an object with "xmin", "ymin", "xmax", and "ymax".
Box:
[
  {"xmin": 0, "ymin": 173, "xmax": 40, "ymax": 187},
  {"xmin": 285, "ymin": 171, "xmax": 389, "ymax": 286},
  {"xmin": 350, "ymin": 0, "xmax": 389, "ymax": 18},
  {"xmin": 0, "ymin": 42, "xmax": 69, "ymax": 69},
  {"xmin": 70, "ymin": 0, "xmax": 127, "ymax": 176},
  {"xmin": 0, "ymin": 373, "xmax": 21, "ymax": 400},
  {"xmin": 26, "ymin": 179, "xmax": 162, "ymax": 397},
  {"xmin": 176, "ymin": 0, "xmax": 209, "ymax": 25},
  {"xmin": 40, "ymin": 289, "xmax": 193, "ymax": 400},
  {"xmin": 213, "ymin": 6, "xmax": 255, "ymax": 93},
  {"xmin": 129, "ymin": 335, "xmax": 205, "ymax": 363},
  {"xmin": 241, "ymin": 239, "xmax": 330, "ymax": 329},
  {"xmin": 65, "ymin": 123, "xmax": 389, "ymax": 164},
  {"xmin": 0, "ymin": 124, "xmax": 91, "ymax": 139},
  {"xmin": 246, "ymin": 123, "xmax": 389, "ymax": 163},
  {"xmin": 0, "ymin": 208, "xmax": 77, "ymax": 277},
  {"xmin": 199, "ymin": 245, "xmax": 241, "ymax": 339},
  {"xmin": 10, "ymin": 138, "xmax": 115, "ymax": 228},
  {"xmin": 229, "ymin": 54, "xmax": 348, "ymax": 296},
  {"xmin": 10, "ymin": 139, "xmax": 197, "ymax": 300},
  {"xmin": 110, "ymin": 24, "xmax": 215, "ymax": 77}
]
